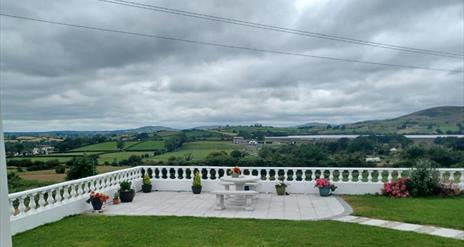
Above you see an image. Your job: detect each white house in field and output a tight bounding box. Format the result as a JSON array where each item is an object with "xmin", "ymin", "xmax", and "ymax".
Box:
[
  {"xmin": 32, "ymin": 145, "xmax": 54, "ymax": 155},
  {"xmin": 366, "ymin": 157, "xmax": 381, "ymax": 162}
]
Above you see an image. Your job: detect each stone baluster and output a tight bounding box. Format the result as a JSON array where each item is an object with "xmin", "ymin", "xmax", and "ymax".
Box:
[
  {"xmin": 387, "ymin": 170, "xmax": 393, "ymax": 182},
  {"xmin": 10, "ymin": 198, "xmax": 16, "ymax": 217},
  {"xmin": 367, "ymin": 170, "xmax": 373, "ymax": 183},
  {"xmin": 62, "ymin": 185, "xmax": 70, "ymax": 202},
  {"xmin": 397, "ymin": 170, "xmax": 402, "ymax": 179},
  {"xmin": 46, "ymin": 189, "xmax": 55, "ymax": 207},
  {"xmin": 310, "ymin": 170, "xmax": 316, "ymax": 181},
  {"xmin": 77, "ymin": 183, "xmax": 84, "ymax": 198},
  {"xmin": 55, "ymin": 188, "xmax": 62, "ymax": 205},
  {"xmin": 348, "ymin": 170, "xmax": 353, "ymax": 182},
  {"xmin": 29, "ymin": 193, "xmax": 38, "ymax": 213},
  {"xmin": 89, "ymin": 181, "xmax": 95, "ymax": 192},
  {"xmin": 17, "ymin": 196, "xmax": 26, "ymax": 216},
  {"xmin": 37, "ymin": 192, "xmax": 46, "ymax": 210},
  {"xmin": 328, "ymin": 169, "xmax": 334, "ymax": 181},
  {"xmin": 377, "ymin": 170, "xmax": 383, "ymax": 183},
  {"xmin": 448, "ymin": 171, "xmax": 454, "ymax": 183},
  {"xmin": 439, "ymin": 171, "xmax": 445, "ymax": 182},
  {"xmin": 302, "ymin": 169, "xmax": 308, "ymax": 181},
  {"xmin": 356, "ymin": 170, "xmax": 362, "ymax": 183}
]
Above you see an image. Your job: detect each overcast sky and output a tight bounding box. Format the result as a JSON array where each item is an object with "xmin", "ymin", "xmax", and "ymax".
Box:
[{"xmin": 0, "ymin": 0, "xmax": 463, "ymax": 131}]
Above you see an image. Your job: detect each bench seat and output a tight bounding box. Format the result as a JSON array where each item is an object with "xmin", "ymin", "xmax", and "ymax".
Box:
[{"xmin": 211, "ymin": 190, "xmax": 258, "ymax": 211}]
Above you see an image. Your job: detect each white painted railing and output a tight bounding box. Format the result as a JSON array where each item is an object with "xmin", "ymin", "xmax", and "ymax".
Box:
[
  {"xmin": 8, "ymin": 166, "xmax": 464, "ymax": 235},
  {"xmin": 139, "ymin": 166, "xmax": 464, "ymax": 194},
  {"xmin": 139, "ymin": 166, "xmax": 463, "ymax": 184},
  {"xmin": 8, "ymin": 167, "xmax": 144, "ymax": 234}
]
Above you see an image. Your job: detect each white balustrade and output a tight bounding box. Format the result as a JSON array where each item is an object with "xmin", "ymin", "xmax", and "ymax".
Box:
[{"xmin": 7, "ymin": 165, "xmax": 463, "ymax": 235}]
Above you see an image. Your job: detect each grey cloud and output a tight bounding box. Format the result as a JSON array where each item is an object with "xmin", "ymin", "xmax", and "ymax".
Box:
[{"xmin": 0, "ymin": 0, "xmax": 463, "ymax": 131}]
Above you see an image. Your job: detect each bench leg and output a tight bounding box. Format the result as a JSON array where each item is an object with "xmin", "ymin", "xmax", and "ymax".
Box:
[
  {"xmin": 215, "ymin": 195, "xmax": 225, "ymax": 210},
  {"xmin": 245, "ymin": 195, "xmax": 254, "ymax": 211},
  {"xmin": 224, "ymin": 185, "xmax": 230, "ymax": 199},
  {"xmin": 248, "ymin": 186, "xmax": 258, "ymax": 199}
]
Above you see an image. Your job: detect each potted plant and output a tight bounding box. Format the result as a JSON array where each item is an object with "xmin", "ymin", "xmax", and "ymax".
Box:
[
  {"xmin": 119, "ymin": 181, "xmax": 135, "ymax": 202},
  {"xmin": 191, "ymin": 171, "xmax": 202, "ymax": 194},
  {"xmin": 142, "ymin": 175, "xmax": 152, "ymax": 193},
  {"xmin": 275, "ymin": 181, "xmax": 287, "ymax": 196},
  {"xmin": 86, "ymin": 191, "xmax": 110, "ymax": 212},
  {"xmin": 231, "ymin": 166, "xmax": 241, "ymax": 178},
  {"xmin": 314, "ymin": 178, "xmax": 337, "ymax": 196},
  {"xmin": 112, "ymin": 192, "xmax": 120, "ymax": 205}
]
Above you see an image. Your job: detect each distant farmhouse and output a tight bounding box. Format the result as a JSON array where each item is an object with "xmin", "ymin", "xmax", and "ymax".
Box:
[
  {"xmin": 233, "ymin": 136, "xmax": 246, "ymax": 144},
  {"xmin": 233, "ymin": 137, "xmax": 259, "ymax": 147},
  {"xmin": 32, "ymin": 145, "xmax": 55, "ymax": 155}
]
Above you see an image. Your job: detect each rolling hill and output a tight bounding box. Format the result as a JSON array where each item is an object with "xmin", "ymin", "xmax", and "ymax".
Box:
[{"xmin": 343, "ymin": 106, "xmax": 464, "ymax": 134}]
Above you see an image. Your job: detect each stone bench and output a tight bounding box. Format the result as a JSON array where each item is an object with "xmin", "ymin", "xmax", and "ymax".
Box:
[
  {"xmin": 211, "ymin": 190, "xmax": 258, "ymax": 211},
  {"xmin": 219, "ymin": 181, "xmax": 260, "ymax": 199}
]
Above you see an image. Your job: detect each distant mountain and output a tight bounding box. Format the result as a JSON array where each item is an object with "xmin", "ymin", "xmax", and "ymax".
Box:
[
  {"xmin": 297, "ymin": 122, "xmax": 330, "ymax": 128},
  {"xmin": 192, "ymin": 125, "xmax": 225, "ymax": 130},
  {"xmin": 6, "ymin": 126, "xmax": 176, "ymax": 137},
  {"xmin": 344, "ymin": 106, "xmax": 464, "ymax": 134}
]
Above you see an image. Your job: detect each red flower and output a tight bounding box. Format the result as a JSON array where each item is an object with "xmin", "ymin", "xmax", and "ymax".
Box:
[
  {"xmin": 382, "ymin": 178, "xmax": 411, "ymax": 198},
  {"xmin": 314, "ymin": 178, "xmax": 331, "ymax": 188},
  {"xmin": 231, "ymin": 166, "xmax": 241, "ymax": 174}
]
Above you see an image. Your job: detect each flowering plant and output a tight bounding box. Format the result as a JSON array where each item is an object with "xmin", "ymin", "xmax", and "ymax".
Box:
[
  {"xmin": 439, "ymin": 182, "xmax": 462, "ymax": 197},
  {"xmin": 231, "ymin": 166, "xmax": 241, "ymax": 175},
  {"xmin": 314, "ymin": 178, "xmax": 337, "ymax": 191},
  {"xmin": 86, "ymin": 191, "xmax": 110, "ymax": 203},
  {"xmin": 382, "ymin": 178, "xmax": 411, "ymax": 198},
  {"xmin": 275, "ymin": 181, "xmax": 287, "ymax": 188}
]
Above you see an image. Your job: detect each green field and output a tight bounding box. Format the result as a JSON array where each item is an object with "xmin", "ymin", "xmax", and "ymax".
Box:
[
  {"xmin": 344, "ymin": 195, "xmax": 464, "ymax": 230},
  {"xmin": 98, "ymin": 151, "xmax": 152, "ymax": 164},
  {"xmin": 8, "ymin": 156, "xmax": 73, "ymax": 163},
  {"xmin": 72, "ymin": 141, "xmax": 139, "ymax": 152},
  {"xmin": 149, "ymin": 141, "xmax": 245, "ymax": 161},
  {"xmin": 13, "ymin": 215, "xmax": 462, "ymax": 246},
  {"xmin": 126, "ymin": 140, "xmax": 165, "ymax": 151},
  {"xmin": 42, "ymin": 152, "xmax": 103, "ymax": 156}
]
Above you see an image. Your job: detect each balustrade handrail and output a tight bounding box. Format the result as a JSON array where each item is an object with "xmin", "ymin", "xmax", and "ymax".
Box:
[
  {"xmin": 8, "ymin": 166, "xmax": 143, "ymax": 199},
  {"xmin": 140, "ymin": 165, "xmax": 464, "ymax": 172}
]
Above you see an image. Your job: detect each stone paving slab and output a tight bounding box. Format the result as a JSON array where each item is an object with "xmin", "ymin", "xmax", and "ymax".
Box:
[
  {"xmin": 102, "ymin": 191, "xmax": 348, "ymax": 220},
  {"xmin": 333, "ymin": 216, "xmax": 464, "ymax": 240}
]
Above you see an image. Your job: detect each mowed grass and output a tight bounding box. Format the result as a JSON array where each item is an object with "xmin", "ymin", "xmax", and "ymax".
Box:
[
  {"xmin": 98, "ymin": 152, "xmax": 152, "ymax": 164},
  {"xmin": 72, "ymin": 141, "xmax": 139, "ymax": 152},
  {"xmin": 13, "ymin": 215, "xmax": 462, "ymax": 247},
  {"xmin": 344, "ymin": 195, "xmax": 464, "ymax": 230},
  {"xmin": 126, "ymin": 140, "xmax": 165, "ymax": 151},
  {"xmin": 150, "ymin": 141, "xmax": 241, "ymax": 161},
  {"xmin": 17, "ymin": 166, "xmax": 130, "ymax": 183}
]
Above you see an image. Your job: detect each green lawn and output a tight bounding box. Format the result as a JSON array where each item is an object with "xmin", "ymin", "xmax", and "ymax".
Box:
[
  {"xmin": 149, "ymin": 141, "xmax": 241, "ymax": 161},
  {"xmin": 72, "ymin": 141, "xmax": 139, "ymax": 152},
  {"xmin": 344, "ymin": 195, "xmax": 464, "ymax": 230},
  {"xmin": 13, "ymin": 215, "xmax": 462, "ymax": 247},
  {"xmin": 98, "ymin": 151, "xmax": 152, "ymax": 164},
  {"xmin": 126, "ymin": 140, "xmax": 165, "ymax": 151}
]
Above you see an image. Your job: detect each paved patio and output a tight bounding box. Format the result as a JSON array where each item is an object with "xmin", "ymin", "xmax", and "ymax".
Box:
[{"xmin": 102, "ymin": 191, "xmax": 350, "ymax": 220}]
